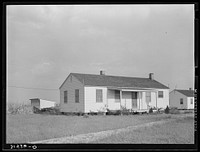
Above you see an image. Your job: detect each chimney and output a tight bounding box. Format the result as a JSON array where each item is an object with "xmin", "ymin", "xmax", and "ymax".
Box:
[
  {"xmin": 149, "ymin": 73, "xmax": 154, "ymax": 80},
  {"xmin": 100, "ymin": 70, "xmax": 105, "ymax": 75},
  {"xmin": 189, "ymin": 88, "xmax": 192, "ymax": 90}
]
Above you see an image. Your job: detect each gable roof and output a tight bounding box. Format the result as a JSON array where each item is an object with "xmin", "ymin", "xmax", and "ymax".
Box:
[
  {"xmin": 60, "ymin": 73, "xmax": 169, "ymax": 89},
  {"xmin": 175, "ymin": 89, "xmax": 194, "ymax": 97}
]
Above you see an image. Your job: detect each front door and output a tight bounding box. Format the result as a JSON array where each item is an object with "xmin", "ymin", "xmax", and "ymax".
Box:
[{"xmin": 132, "ymin": 92, "xmax": 137, "ymax": 109}]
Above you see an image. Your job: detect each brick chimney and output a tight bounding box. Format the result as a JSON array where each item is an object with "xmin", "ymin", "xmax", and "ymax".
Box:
[
  {"xmin": 100, "ymin": 70, "xmax": 105, "ymax": 75},
  {"xmin": 149, "ymin": 73, "xmax": 154, "ymax": 80}
]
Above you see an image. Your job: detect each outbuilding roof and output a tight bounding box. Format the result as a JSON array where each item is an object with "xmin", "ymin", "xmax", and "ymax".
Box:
[
  {"xmin": 60, "ymin": 73, "xmax": 169, "ymax": 89},
  {"xmin": 175, "ymin": 89, "xmax": 194, "ymax": 97}
]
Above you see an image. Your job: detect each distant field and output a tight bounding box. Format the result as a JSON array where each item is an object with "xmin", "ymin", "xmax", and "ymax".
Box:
[{"xmin": 6, "ymin": 113, "xmax": 194, "ymax": 143}]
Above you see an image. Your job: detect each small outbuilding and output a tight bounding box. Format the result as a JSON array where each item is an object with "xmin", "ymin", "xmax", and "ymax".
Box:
[
  {"xmin": 29, "ymin": 98, "xmax": 56, "ymax": 110},
  {"xmin": 169, "ymin": 89, "xmax": 194, "ymax": 109}
]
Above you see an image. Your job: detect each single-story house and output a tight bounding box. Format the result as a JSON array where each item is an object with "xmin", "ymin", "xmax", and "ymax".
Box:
[
  {"xmin": 29, "ymin": 98, "xmax": 56, "ymax": 110},
  {"xmin": 169, "ymin": 89, "xmax": 194, "ymax": 109},
  {"xmin": 59, "ymin": 71, "xmax": 169, "ymax": 113}
]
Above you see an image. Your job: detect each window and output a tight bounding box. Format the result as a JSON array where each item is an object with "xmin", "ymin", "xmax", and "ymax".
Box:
[
  {"xmin": 158, "ymin": 91, "xmax": 164, "ymax": 98},
  {"xmin": 75, "ymin": 89, "xmax": 79, "ymax": 103},
  {"xmin": 180, "ymin": 98, "xmax": 183, "ymax": 104},
  {"xmin": 190, "ymin": 98, "xmax": 193, "ymax": 104},
  {"xmin": 96, "ymin": 89, "xmax": 103, "ymax": 102},
  {"xmin": 70, "ymin": 76, "xmax": 72, "ymax": 82},
  {"xmin": 115, "ymin": 90, "xmax": 120, "ymax": 102},
  {"xmin": 146, "ymin": 92, "xmax": 151, "ymax": 102},
  {"xmin": 132, "ymin": 92, "xmax": 137, "ymax": 99},
  {"xmin": 64, "ymin": 91, "xmax": 68, "ymax": 103}
]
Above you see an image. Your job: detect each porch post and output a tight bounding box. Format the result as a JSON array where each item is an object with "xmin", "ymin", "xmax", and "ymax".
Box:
[
  {"xmin": 138, "ymin": 92, "xmax": 140, "ymax": 110},
  {"xmin": 155, "ymin": 91, "xmax": 158, "ymax": 109},
  {"xmin": 120, "ymin": 90, "xmax": 122, "ymax": 110}
]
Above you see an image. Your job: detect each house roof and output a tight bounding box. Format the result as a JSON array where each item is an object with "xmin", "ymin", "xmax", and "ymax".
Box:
[
  {"xmin": 175, "ymin": 89, "xmax": 194, "ymax": 97},
  {"xmin": 60, "ymin": 73, "xmax": 169, "ymax": 89}
]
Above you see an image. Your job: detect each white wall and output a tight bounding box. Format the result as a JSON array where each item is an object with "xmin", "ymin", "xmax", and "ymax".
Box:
[
  {"xmin": 60, "ymin": 74, "xmax": 84, "ymax": 113},
  {"xmin": 169, "ymin": 90, "xmax": 188, "ymax": 109},
  {"xmin": 157, "ymin": 89, "xmax": 169, "ymax": 109},
  {"xmin": 138, "ymin": 89, "xmax": 169, "ymax": 110},
  {"xmin": 40, "ymin": 99, "xmax": 56, "ymax": 109},
  {"xmin": 187, "ymin": 97, "xmax": 194, "ymax": 109},
  {"xmin": 84, "ymin": 86, "xmax": 107, "ymax": 113},
  {"xmin": 107, "ymin": 90, "xmax": 121, "ymax": 110}
]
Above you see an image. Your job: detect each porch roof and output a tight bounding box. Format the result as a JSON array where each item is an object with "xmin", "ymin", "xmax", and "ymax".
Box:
[{"xmin": 107, "ymin": 87, "xmax": 157, "ymax": 92}]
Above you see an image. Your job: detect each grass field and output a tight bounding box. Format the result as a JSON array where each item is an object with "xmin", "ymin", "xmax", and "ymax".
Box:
[
  {"xmin": 92, "ymin": 116, "xmax": 194, "ymax": 144},
  {"xmin": 6, "ymin": 113, "xmax": 194, "ymax": 143}
]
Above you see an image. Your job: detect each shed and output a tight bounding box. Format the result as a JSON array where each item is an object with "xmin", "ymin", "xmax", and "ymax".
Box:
[{"xmin": 29, "ymin": 98, "xmax": 56, "ymax": 110}]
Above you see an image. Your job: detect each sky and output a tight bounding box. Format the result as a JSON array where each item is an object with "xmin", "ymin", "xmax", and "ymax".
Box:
[{"xmin": 7, "ymin": 4, "xmax": 194, "ymax": 104}]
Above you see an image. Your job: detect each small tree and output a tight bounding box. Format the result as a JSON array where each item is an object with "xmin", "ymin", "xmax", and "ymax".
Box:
[{"xmin": 165, "ymin": 106, "xmax": 170, "ymax": 114}]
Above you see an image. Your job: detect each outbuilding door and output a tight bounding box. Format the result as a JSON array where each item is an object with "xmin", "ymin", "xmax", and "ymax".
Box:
[{"xmin": 132, "ymin": 92, "xmax": 137, "ymax": 109}]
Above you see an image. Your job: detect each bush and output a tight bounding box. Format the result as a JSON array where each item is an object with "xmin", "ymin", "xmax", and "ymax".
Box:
[
  {"xmin": 120, "ymin": 106, "xmax": 131, "ymax": 115},
  {"xmin": 149, "ymin": 107, "xmax": 153, "ymax": 113},
  {"xmin": 7, "ymin": 103, "xmax": 33, "ymax": 114},
  {"xmin": 165, "ymin": 106, "xmax": 170, "ymax": 114}
]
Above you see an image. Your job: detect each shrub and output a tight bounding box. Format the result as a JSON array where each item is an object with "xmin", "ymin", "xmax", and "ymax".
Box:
[
  {"xmin": 120, "ymin": 106, "xmax": 130, "ymax": 115},
  {"xmin": 149, "ymin": 107, "xmax": 153, "ymax": 113},
  {"xmin": 7, "ymin": 103, "xmax": 33, "ymax": 114},
  {"xmin": 165, "ymin": 106, "xmax": 170, "ymax": 114}
]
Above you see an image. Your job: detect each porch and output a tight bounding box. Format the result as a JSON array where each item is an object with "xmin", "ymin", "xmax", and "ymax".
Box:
[{"xmin": 106, "ymin": 87, "xmax": 158, "ymax": 112}]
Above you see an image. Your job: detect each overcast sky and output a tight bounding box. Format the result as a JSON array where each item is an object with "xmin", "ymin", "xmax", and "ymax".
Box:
[{"xmin": 7, "ymin": 4, "xmax": 194, "ymax": 104}]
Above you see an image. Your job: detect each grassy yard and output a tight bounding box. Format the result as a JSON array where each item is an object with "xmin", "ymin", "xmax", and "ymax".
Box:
[
  {"xmin": 92, "ymin": 116, "xmax": 194, "ymax": 144},
  {"xmin": 6, "ymin": 113, "xmax": 194, "ymax": 143}
]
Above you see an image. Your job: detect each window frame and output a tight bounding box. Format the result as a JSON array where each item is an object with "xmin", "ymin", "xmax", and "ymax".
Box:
[
  {"xmin": 190, "ymin": 98, "xmax": 193, "ymax": 104},
  {"xmin": 96, "ymin": 89, "xmax": 103, "ymax": 103},
  {"xmin": 64, "ymin": 90, "xmax": 68, "ymax": 103},
  {"xmin": 115, "ymin": 90, "xmax": 120, "ymax": 102},
  {"xmin": 75, "ymin": 89, "xmax": 79, "ymax": 103},
  {"xmin": 180, "ymin": 98, "xmax": 183, "ymax": 104},
  {"xmin": 158, "ymin": 91, "xmax": 164, "ymax": 98},
  {"xmin": 132, "ymin": 92, "xmax": 137, "ymax": 99}
]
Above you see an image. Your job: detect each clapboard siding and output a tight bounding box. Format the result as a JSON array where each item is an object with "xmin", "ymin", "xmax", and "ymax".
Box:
[
  {"xmin": 60, "ymin": 74, "xmax": 84, "ymax": 112},
  {"xmin": 157, "ymin": 89, "xmax": 169, "ymax": 109},
  {"xmin": 84, "ymin": 86, "xmax": 107, "ymax": 113},
  {"xmin": 169, "ymin": 90, "xmax": 194, "ymax": 109}
]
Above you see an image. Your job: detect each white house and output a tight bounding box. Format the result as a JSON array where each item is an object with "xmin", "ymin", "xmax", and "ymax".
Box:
[
  {"xmin": 29, "ymin": 98, "xmax": 56, "ymax": 110},
  {"xmin": 59, "ymin": 71, "xmax": 169, "ymax": 113},
  {"xmin": 169, "ymin": 89, "xmax": 194, "ymax": 109}
]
